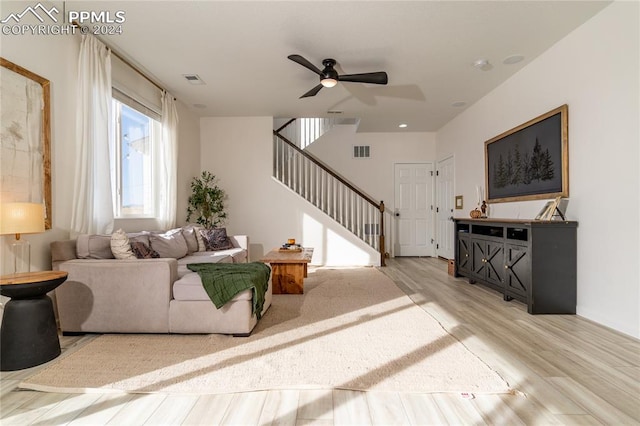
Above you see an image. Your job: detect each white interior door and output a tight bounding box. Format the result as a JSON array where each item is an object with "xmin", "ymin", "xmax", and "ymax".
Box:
[
  {"xmin": 394, "ymin": 163, "xmax": 434, "ymax": 257},
  {"xmin": 436, "ymin": 156, "xmax": 455, "ymax": 259}
]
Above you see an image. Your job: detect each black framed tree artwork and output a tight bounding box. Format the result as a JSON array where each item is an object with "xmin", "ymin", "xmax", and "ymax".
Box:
[{"xmin": 485, "ymin": 104, "xmax": 568, "ymax": 203}]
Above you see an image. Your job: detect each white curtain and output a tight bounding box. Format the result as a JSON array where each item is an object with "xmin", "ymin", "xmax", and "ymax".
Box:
[
  {"xmin": 157, "ymin": 91, "xmax": 178, "ymax": 229},
  {"xmin": 70, "ymin": 35, "xmax": 114, "ymax": 235}
]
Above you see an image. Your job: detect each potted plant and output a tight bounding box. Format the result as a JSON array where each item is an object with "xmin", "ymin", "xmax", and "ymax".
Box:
[{"xmin": 186, "ymin": 171, "xmax": 227, "ymax": 229}]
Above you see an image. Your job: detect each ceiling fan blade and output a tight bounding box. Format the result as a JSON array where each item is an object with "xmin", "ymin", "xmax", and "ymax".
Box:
[
  {"xmin": 300, "ymin": 84, "xmax": 323, "ymax": 98},
  {"xmin": 288, "ymin": 54, "xmax": 322, "ymax": 75},
  {"xmin": 338, "ymin": 72, "xmax": 388, "ymax": 85}
]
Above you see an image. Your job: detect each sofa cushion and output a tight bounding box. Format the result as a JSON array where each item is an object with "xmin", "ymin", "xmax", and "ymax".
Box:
[
  {"xmin": 176, "ymin": 253, "xmax": 232, "ymax": 278},
  {"xmin": 173, "ymin": 271, "xmax": 252, "ymax": 302},
  {"xmin": 200, "ymin": 228, "xmax": 234, "ymax": 251},
  {"xmin": 187, "ymin": 247, "xmax": 247, "ymax": 263},
  {"xmin": 111, "ymin": 229, "xmax": 137, "ymax": 259},
  {"xmin": 181, "ymin": 226, "xmax": 200, "ymax": 254},
  {"xmin": 131, "ymin": 241, "xmax": 160, "ymax": 259},
  {"xmin": 76, "ymin": 234, "xmax": 114, "ymax": 259},
  {"xmin": 127, "ymin": 232, "xmax": 150, "ymax": 246},
  {"xmin": 149, "ymin": 228, "xmax": 189, "ymax": 259}
]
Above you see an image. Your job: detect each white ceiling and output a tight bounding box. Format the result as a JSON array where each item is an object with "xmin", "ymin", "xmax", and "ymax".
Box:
[{"xmin": 71, "ymin": 1, "xmax": 610, "ymax": 132}]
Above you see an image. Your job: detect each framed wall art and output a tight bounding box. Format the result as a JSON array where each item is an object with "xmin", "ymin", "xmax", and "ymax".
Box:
[
  {"xmin": 485, "ymin": 104, "xmax": 568, "ymax": 203},
  {"xmin": 0, "ymin": 57, "xmax": 51, "ymax": 229},
  {"xmin": 455, "ymin": 195, "xmax": 463, "ymax": 209}
]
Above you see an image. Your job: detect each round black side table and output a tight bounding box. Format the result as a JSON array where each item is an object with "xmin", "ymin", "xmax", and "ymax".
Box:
[{"xmin": 0, "ymin": 271, "xmax": 68, "ymax": 371}]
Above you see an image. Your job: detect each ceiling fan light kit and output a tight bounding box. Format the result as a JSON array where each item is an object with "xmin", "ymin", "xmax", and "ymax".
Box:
[
  {"xmin": 288, "ymin": 54, "xmax": 388, "ymax": 98},
  {"xmin": 320, "ymin": 59, "xmax": 339, "ymax": 87},
  {"xmin": 321, "ymin": 78, "xmax": 337, "ymax": 88}
]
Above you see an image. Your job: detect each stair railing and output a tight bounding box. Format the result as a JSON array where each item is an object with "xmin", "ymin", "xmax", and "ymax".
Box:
[
  {"xmin": 273, "ymin": 123, "xmax": 386, "ymax": 266},
  {"xmin": 275, "ymin": 117, "xmax": 337, "ymax": 150}
]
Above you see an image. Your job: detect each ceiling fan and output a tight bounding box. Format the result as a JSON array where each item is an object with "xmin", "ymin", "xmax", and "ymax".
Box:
[{"xmin": 288, "ymin": 54, "xmax": 388, "ymax": 98}]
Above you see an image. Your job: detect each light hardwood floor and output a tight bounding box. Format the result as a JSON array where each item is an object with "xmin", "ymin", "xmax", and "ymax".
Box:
[{"xmin": 1, "ymin": 257, "xmax": 639, "ymax": 425}]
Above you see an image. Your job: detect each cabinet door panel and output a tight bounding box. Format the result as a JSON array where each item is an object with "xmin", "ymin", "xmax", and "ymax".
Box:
[
  {"xmin": 457, "ymin": 236, "xmax": 471, "ymax": 275},
  {"xmin": 485, "ymin": 241, "xmax": 504, "ymax": 288},
  {"xmin": 505, "ymin": 244, "xmax": 530, "ymax": 298},
  {"xmin": 471, "ymin": 240, "xmax": 487, "ymax": 278}
]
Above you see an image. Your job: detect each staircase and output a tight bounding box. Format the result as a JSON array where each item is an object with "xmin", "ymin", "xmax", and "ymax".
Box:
[
  {"xmin": 276, "ymin": 117, "xmax": 361, "ymax": 149},
  {"xmin": 273, "ymin": 119, "xmax": 386, "ymax": 266}
]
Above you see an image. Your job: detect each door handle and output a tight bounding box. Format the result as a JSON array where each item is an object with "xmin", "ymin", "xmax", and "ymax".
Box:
[{"xmin": 395, "ymin": 212, "xmax": 400, "ymax": 217}]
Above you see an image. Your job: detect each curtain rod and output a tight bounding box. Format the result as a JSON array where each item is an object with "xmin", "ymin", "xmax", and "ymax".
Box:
[{"xmin": 71, "ymin": 21, "xmax": 168, "ymax": 95}]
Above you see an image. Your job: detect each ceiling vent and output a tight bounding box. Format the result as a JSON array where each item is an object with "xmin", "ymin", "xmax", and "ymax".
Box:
[{"xmin": 183, "ymin": 74, "xmax": 205, "ymax": 85}]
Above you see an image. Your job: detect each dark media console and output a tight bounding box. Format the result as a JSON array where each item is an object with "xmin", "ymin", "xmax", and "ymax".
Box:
[{"xmin": 454, "ymin": 218, "xmax": 577, "ymax": 314}]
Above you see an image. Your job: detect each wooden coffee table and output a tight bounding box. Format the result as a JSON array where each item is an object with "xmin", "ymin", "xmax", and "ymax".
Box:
[{"xmin": 261, "ymin": 248, "xmax": 313, "ymax": 294}]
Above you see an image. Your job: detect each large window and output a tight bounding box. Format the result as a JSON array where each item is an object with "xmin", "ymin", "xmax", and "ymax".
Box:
[{"xmin": 111, "ymin": 98, "xmax": 161, "ymax": 218}]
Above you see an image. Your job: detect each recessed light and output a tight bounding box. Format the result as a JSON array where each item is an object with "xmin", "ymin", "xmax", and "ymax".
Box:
[
  {"xmin": 451, "ymin": 101, "xmax": 467, "ymax": 108},
  {"xmin": 399, "ymin": 123, "xmax": 408, "ymax": 128},
  {"xmin": 503, "ymin": 55, "xmax": 525, "ymax": 65},
  {"xmin": 327, "ymin": 110, "xmax": 343, "ymax": 114},
  {"xmin": 193, "ymin": 104, "xmax": 207, "ymax": 109},
  {"xmin": 472, "ymin": 59, "xmax": 492, "ymax": 71}
]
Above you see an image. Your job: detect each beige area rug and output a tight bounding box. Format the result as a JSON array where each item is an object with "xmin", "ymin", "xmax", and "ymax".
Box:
[{"xmin": 21, "ymin": 268, "xmax": 511, "ymax": 395}]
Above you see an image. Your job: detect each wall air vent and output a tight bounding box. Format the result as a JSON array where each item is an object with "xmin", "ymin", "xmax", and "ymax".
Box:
[
  {"xmin": 353, "ymin": 145, "xmax": 371, "ymax": 159},
  {"xmin": 183, "ymin": 74, "xmax": 206, "ymax": 85}
]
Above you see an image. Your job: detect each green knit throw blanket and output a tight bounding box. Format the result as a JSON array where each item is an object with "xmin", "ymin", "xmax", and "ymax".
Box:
[{"xmin": 187, "ymin": 262, "xmax": 270, "ymax": 319}]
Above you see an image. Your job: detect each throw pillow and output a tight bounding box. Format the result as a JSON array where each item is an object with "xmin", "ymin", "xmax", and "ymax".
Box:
[
  {"xmin": 181, "ymin": 225, "xmax": 199, "ymax": 254},
  {"xmin": 111, "ymin": 229, "xmax": 136, "ymax": 259},
  {"xmin": 193, "ymin": 225, "xmax": 206, "ymax": 251},
  {"xmin": 77, "ymin": 234, "xmax": 114, "ymax": 259},
  {"xmin": 127, "ymin": 232, "xmax": 150, "ymax": 247},
  {"xmin": 148, "ymin": 228, "xmax": 189, "ymax": 258},
  {"xmin": 199, "ymin": 227, "xmax": 234, "ymax": 251},
  {"xmin": 130, "ymin": 241, "xmax": 160, "ymax": 259}
]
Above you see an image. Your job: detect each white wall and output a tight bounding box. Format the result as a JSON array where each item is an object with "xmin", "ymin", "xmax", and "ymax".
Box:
[
  {"xmin": 306, "ymin": 125, "xmax": 437, "ymax": 212},
  {"xmin": 0, "ymin": 32, "xmax": 201, "ymax": 272},
  {"xmin": 200, "ymin": 117, "xmax": 379, "ymax": 266},
  {"xmin": 305, "ymin": 124, "xmax": 437, "ymax": 256},
  {"xmin": 436, "ymin": 2, "xmax": 639, "ymax": 338}
]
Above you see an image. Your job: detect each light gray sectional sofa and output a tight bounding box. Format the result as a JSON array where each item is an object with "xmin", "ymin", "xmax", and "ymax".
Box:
[{"xmin": 51, "ymin": 227, "xmax": 272, "ymax": 335}]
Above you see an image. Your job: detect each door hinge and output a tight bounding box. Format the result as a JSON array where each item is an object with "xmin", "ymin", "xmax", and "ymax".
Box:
[
  {"xmin": 437, "ymin": 243, "xmax": 439, "ymax": 249},
  {"xmin": 436, "ymin": 170, "xmax": 439, "ymax": 176},
  {"xmin": 430, "ymin": 171, "xmax": 434, "ymax": 176}
]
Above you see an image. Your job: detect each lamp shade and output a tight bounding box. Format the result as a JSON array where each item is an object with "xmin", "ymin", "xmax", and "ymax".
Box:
[{"xmin": 0, "ymin": 203, "xmax": 45, "ymax": 236}]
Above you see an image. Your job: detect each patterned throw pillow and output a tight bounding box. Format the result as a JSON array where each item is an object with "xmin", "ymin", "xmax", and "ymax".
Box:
[
  {"xmin": 130, "ymin": 241, "xmax": 160, "ymax": 259},
  {"xmin": 193, "ymin": 226, "xmax": 206, "ymax": 251},
  {"xmin": 199, "ymin": 228, "xmax": 234, "ymax": 251},
  {"xmin": 110, "ymin": 229, "xmax": 136, "ymax": 259}
]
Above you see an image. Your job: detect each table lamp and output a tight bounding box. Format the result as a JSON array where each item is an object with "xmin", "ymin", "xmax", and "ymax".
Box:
[{"xmin": 0, "ymin": 202, "xmax": 45, "ymax": 274}]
